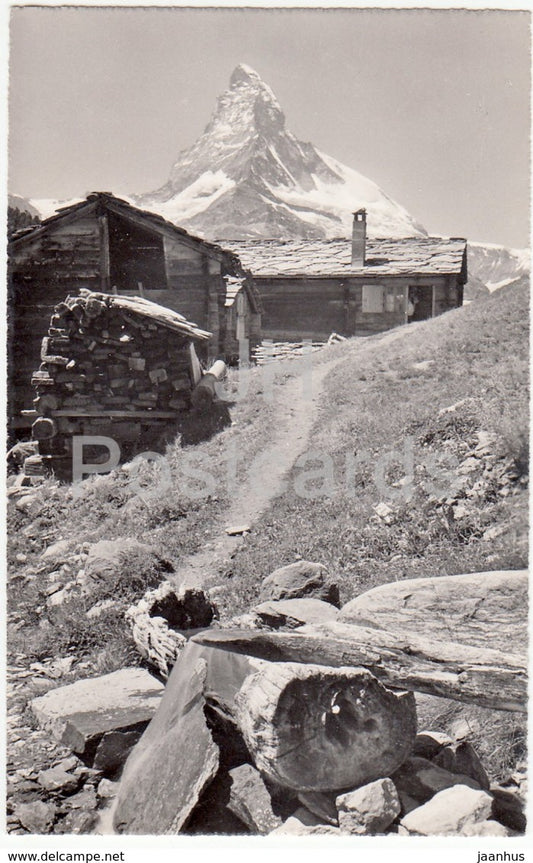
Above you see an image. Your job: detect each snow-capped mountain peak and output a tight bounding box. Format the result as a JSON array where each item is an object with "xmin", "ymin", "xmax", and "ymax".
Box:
[{"xmin": 134, "ymin": 65, "xmax": 427, "ymax": 240}]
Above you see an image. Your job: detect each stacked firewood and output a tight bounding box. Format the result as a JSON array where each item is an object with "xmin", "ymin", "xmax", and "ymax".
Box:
[{"xmin": 28, "ymin": 290, "xmax": 210, "ymax": 469}]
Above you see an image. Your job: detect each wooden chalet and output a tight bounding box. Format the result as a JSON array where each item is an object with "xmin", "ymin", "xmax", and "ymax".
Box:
[
  {"xmin": 8, "ymin": 193, "xmax": 261, "ymax": 431},
  {"xmin": 223, "ymin": 210, "xmax": 467, "ymax": 342}
]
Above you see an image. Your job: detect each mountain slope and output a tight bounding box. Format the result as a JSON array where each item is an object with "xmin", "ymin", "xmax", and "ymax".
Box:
[{"xmin": 135, "ymin": 64, "xmax": 426, "ymax": 240}]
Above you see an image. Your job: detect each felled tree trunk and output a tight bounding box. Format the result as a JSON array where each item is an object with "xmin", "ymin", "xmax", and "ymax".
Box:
[
  {"xmin": 235, "ymin": 661, "xmax": 417, "ymax": 792},
  {"xmin": 193, "ymin": 621, "xmax": 526, "ymax": 712}
]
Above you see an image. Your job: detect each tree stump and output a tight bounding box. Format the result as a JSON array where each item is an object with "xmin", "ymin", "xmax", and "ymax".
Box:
[{"xmin": 235, "ymin": 662, "xmax": 417, "ymax": 792}]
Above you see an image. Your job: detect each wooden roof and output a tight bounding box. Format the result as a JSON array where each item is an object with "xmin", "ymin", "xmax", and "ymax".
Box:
[
  {"xmin": 78, "ymin": 290, "xmax": 211, "ymax": 341},
  {"xmin": 10, "ymin": 192, "xmax": 245, "ymax": 272},
  {"xmin": 220, "ymin": 237, "xmax": 468, "ymax": 279}
]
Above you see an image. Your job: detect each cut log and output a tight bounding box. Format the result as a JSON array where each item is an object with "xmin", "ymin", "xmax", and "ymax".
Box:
[
  {"xmin": 31, "ymin": 416, "xmax": 57, "ymax": 440},
  {"xmin": 339, "ymin": 570, "xmax": 528, "ymax": 655},
  {"xmin": 235, "ymin": 662, "xmax": 417, "ymax": 791},
  {"xmin": 192, "ymin": 620, "xmax": 526, "ymax": 712}
]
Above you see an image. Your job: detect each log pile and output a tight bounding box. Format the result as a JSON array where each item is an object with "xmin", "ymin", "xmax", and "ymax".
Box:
[{"xmin": 25, "ymin": 290, "xmax": 211, "ymax": 475}]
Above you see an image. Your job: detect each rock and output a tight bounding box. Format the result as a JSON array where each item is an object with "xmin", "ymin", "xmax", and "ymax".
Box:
[
  {"xmin": 54, "ymin": 810, "xmax": 98, "ymax": 834},
  {"xmin": 398, "ymin": 791, "xmax": 420, "ymax": 816},
  {"xmin": 227, "ymin": 764, "xmax": 284, "ymax": 834},
  {"xmin": 252, "ymin": 598, "xmax": 339, "ymax": 629},
  {"xmin": 31, "ymin": 668, "xmax": 164, "ymax": 756},
  {"xmin": 225, "ymin": 525, "xmax": 251, "ymax": 536},
  {"xmin": 336, "ymin": 778, "xmax": 401, "ymax": 835},
  {"xmin": 86, "ymin": 599, "xmax": 122, "ymax": 619},
  {"xmin": 85, "ymin": 537, "xmax": 172, "ymax": 589},
  {"xmin": 15, "ymin": 800, "xmax": 57, "ymax": 833},
  {"xmin": 433, "ymin": 741, "xmax": 490, "ymax": 791},
  {"xmin": 414, "ymin": 730, "xmax": 453, "ymax": 760},
  {"xmin": 259, "ymin": 561, "xmax": 340, "ymax": 607},
  {"xmin": 339, "ymin": 570, "xmax": 527, "ymax": 656},
  {"xmin": 113, "ymin": 653, "xmax": 219, "ymax": 834},
  {"xmin": 297, "ymin": 790, "xmax": 338, "ymax": 825},
  {"xmin": 67, "ymin": 787, "xmax": 98, "ymax": 810},
  {"xmin": 490, "ymin": 784, "xmax": 526, "ymax": 833},
  {"xmin": 16, "ymin": 495, "xmax": 38, "ymax": 512},
  {"xmin": 54, "ymin": 756, "xmax": 79, "ymax": 772},
  {"xmin": 270, "ymin": 807, "xmax": 340, "ymax": 835},
  {"xmin": 97, "ymin": 778, "xmax": 119, "ymax": 799},
  {"xmin": 40, "ymin": 540, "xmax": 71, "ymax": 564},
  {"xmin": 93, "ymin": 729, "xmax": 144, "ymax": 774},
  {"xmin": 400, "ymin": 785, "xmax": 493, "ymax": 835},
  {"xmin": 392, "ymin": 757, "xmax": 481, "ymax": 803},
  {"xmin": 37, "ymin": 767, "xmax": 80, "ymax": 794},
  {"xmin": 462, "ymin": 820, "xmax": 509, "ymax": 836}
]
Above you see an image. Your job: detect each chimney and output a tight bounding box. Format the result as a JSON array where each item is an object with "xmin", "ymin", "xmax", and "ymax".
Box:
[{"xmin": 352, "ymin": 208, "xmax": 367, "ymax": 267}]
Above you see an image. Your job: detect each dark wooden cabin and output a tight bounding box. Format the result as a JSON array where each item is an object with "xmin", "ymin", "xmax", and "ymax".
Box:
[
  {"xmin": 223, "ymin": 211, "xmax": 467, "ymax": 342},
  {"xmin": 8, "ymin": 193, "xmax": 261, "ymax": 432}
]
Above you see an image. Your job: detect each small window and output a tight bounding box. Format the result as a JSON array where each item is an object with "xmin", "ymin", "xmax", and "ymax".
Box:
[{"xmin": 362, "ymin": 284, "xmax": 384, "ymax": 313}]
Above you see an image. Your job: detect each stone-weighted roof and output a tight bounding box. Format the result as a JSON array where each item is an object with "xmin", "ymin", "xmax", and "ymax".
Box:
[{"xmin": 220, "ymin": 237, "xmax": 467, "ymax": 278}]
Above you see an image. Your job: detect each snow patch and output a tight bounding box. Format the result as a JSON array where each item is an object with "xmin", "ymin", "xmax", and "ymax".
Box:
[{"xmin": 140, "ymin": 171, "xmax": 235, "ymax": 224}]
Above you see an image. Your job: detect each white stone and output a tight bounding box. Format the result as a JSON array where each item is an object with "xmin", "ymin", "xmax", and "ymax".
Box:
[
  {"xmin": 461, "ymin": 820, "xmax": 509, "ymax": 837},
  {"xmin": 336, "ymin": 778, "xmax": 401, "ymax": 834},
  {"xmin": 400, "ymin": 785, "xmax": 493, "ymax": 835}
]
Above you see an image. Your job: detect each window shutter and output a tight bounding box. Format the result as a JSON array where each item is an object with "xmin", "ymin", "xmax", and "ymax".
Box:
[{"xmin": 362, "ymin": 284, "xmax": 384, "ymax": 313}]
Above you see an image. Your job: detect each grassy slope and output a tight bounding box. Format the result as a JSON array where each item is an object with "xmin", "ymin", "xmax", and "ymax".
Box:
[{"xmin": 210, "ymin": 280, "xmax": 528, "ymax": 613}]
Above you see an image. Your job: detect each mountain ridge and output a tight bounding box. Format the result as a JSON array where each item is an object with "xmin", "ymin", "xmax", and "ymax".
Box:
[{"xmin": 134, "ymin": 63, "xmax": 427, "ymax": 240}]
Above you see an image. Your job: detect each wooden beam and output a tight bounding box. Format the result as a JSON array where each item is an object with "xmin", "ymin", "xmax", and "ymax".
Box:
[
  {"xmin": 191, "ymin": 622, "xmax": 527, "ymax": 712},
  {"xmin": 49, "ymin": 409, "xmax": 180, "ymax": 419},
  {"xmin": 98, "ymin": 212, "xmax": 111, "ymax": 293}
]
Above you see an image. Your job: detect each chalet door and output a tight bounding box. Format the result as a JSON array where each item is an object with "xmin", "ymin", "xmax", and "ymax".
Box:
[{"xmin": 410, "ymin": 286, "xmax": 434, "ymax": 321}]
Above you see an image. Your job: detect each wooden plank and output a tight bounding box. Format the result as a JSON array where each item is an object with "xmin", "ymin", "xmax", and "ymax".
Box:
[
  {"xmin": 191, "ymin": 621, "xmax": 527, "ymax": 712},
  {"xmin": 50, "ymin": 409, "xmax": 180, "ymax": 418},
  {"xmin": 99, "ymin": 212, "xmax": 112, "ymax": 293}
]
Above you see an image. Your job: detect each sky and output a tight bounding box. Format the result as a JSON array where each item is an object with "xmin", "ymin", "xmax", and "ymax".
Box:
[{"xmin": 7, "ymin": 5, "xmax": 531, "ymax": 247}]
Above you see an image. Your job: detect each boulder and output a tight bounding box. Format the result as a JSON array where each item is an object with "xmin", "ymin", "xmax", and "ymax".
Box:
[
  {"xmin": 40, "ymin": 539, "xmax": 72, "ymax": 564},
  {"xmin": 339, "ymin": 570, "xmax": 527, "ymax": 656},
  {"xmin": 297, "ymin": 790, "xmax": 338, "ymax": 825},
  {"xmin": 392, "ymin": 757, "xmax": 481, "ymax": 803},
  {"xmin": 97, "ymin": 779, "xmax": 119, "ymax": 799},
  {"xmin": 227, "ymin": 764, "xmax": 284, "ymax": 834},
  {"xmin": 15, "ymin": 800, "xmax": 57, "ymax": 833},
  {"xmin": 54, "ymin": 809, "xmax": 98, "ymax": 834},
  {"xmin": 252, "ymin": 598, "xmax": 339, "ymax": 629},
  {"xmin": 490, "ymin": 784, "xmax": 526, "ymax": 833},
  {"xmin": 113, "ymin": 653, "xmax": 219, "ymax": 834},
  {"xmin": 414, "ymin": 730, "xmax": 453, "ymax": 760},
  {"xmin": 93, "ymin": 729, "xmax": 144, "ymax": 774},
  {"xmin": 462, "ymin": 820, "xmax": 509, "ymax": 837},
  {"xmin": 433, "ymin": 741, "xmax": 490, "ymax": 790},
  {"xmin": 37, "ymin": 767, "xmax": 80, "ymax": 794},
  {"xmin": 84, "ymin": 537, "xmax": 172, "ymax": 591},
  {"xmin": 259, "ymin": 561, "xmax": 340, "ymax": 607},
  {"xmin": 31, "ymin": 668, "xmax": 164, "ymax": 756},
  {"xmin": 336, "ymin": 778, "xmax": 401, "ymax": 835},
  {"xmin": 400, "ymin": 785, "xmax": 493, "ymax": 835},
  {"xmin": 269, "ymin": 806, "xmax": 339, "ymax": 835}
]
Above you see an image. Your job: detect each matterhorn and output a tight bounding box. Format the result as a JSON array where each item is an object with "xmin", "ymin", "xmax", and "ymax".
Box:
[{"xmin": 135, "ymin": 64, "xmax": 427, "ymax": 239}]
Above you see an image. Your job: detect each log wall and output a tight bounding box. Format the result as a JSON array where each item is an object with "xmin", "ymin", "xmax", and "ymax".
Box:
[{"xmin": 256, "ymin": 275, "xmax": 462, "ymax": 342}]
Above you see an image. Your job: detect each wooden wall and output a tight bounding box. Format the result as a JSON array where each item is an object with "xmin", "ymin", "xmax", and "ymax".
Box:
[
  {"xmin": 256, "ymin": 275, "xmax": 461, "ymax": 341},
  {"xmin": 8, "ymin": 211, "xmax": 255, "ymax": 433},
  {"xmin": 8, "ymin": 214, "xmax": 102, "ymax": 431}
]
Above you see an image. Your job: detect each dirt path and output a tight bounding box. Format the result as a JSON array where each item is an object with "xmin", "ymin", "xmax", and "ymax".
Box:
[{"xmin": 171, "ymin": 326, "xmax": 411, "ymax": 589}]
